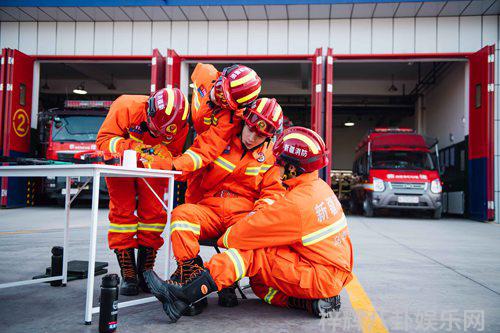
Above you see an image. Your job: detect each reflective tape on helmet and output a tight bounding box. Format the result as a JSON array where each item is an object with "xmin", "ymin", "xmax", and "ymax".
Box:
[
  {"xmin": 230, "ymin": 70, "xmax": 256, "ymax": 88},
  {"xmin": 109, "ymin": 223, "xmax": 137, "ymax": 233},
  {"xmin": 182, "ymin": 94, "xmax": 189, "ymax": 120},
  {"xmin": 256, "ymin": 98, "xmax": 268, "ymax": 113},
  {"xmin": 185, "ymin": 149, "xmax": 203, "ymax": 171},
  {"xmin": 170, "ymin": 220, "xmax": 201, "ymax": 235},
  {"xmin": 138, "ymin": 222, "xmax": 166, "ymax": 233},
  {"xmin": 214, "ymin": 156, "xmax": 236, "ymax": 173},
  {"xmin": 264, "ymin": 287, "xmax": 278, "ymax": 304},
  {"xmin": 225, "ymin": 248, "xmax": 246, "ymax": 281},
  {"xmin": 165, "ymin": 88, "xmax": 174, "ymax": 115},
  {"xmin": 272, "ymin": 105, "xmax": 282, "ymax": 121},
  {"xmin": 109, "ymin": 137, "xmax": 123, "ymax": 153},
  {"xmin": 283, "ymin": 133, "xmax": 319, "ymax": 154},
  {"xmin": 301, "ymin": 215, "xmax": 348, "ymax": 246},
  {"xmin": 236, "ymin": 86, "xmax": 261, "ymax": 104}
]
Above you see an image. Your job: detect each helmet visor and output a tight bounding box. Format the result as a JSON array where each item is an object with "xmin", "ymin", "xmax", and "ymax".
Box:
[{"xmin": 245, "ymin": 112, "xmax": 276, "ymax": 137}]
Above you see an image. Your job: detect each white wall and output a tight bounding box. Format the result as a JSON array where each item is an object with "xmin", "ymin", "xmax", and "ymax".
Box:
[
  {"xmin": 1, "ymin": 16, "xmax": 497, "ymax": 56},
  {"xmin": 421, "ymin": 62, "xmax": 467, "ymax": 149}
]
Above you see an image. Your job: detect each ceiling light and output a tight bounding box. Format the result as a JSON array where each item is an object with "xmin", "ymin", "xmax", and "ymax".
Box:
[
  {"xmin": 344, "ymin": 119, "xmax": 355, "ymax": 127},
  {"xmin": 73, "ymin": 82, "xmax": 87, "ymax": 95}
]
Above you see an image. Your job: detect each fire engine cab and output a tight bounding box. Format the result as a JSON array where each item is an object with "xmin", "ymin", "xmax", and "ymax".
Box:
[
  {"xmin": 350, "ymin": 128, "xmax": 443, "ymax": 219},
  {"xmin": 38, "ymin": 100, "xmax": 110, "ymax": 205}
]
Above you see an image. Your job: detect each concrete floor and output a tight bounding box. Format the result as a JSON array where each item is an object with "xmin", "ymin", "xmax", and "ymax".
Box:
[{"xmin": 1, "ymin": 207, "xmax": 499, "ymax": 333}]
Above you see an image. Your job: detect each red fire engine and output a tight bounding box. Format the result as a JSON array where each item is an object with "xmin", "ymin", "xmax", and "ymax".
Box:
[{"xmin": 39, "ymin": 100, "xmax": 110, "ymax": 205}]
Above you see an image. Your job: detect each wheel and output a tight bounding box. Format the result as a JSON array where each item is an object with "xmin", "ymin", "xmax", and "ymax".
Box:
[
  {"xmin": 432, "ymin": 207, "xmax": 442, "ymax": 219},
  {"xmin": 363, "ymin": 198, "xmax": 374, "ymax": 217}
]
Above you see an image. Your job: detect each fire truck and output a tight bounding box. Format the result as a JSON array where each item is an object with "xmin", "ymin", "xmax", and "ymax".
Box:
[
  {"xmin": 350, "ymin": 128, "xmax": 443, "ymax": 219},
  {"xmin": 38, "ymin": 100, "xmax": 110, "ymax": 205}
]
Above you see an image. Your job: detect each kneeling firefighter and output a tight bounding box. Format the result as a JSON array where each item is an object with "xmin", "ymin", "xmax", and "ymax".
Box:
[{"xmin": 143, "ymin": 126, "xmax": 354, "ymax": 322}]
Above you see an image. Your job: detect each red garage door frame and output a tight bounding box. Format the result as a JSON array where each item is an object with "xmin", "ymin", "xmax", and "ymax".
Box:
[{"xmin": 330, "ymin": 50, "xmax": 495, "ymax": 221}]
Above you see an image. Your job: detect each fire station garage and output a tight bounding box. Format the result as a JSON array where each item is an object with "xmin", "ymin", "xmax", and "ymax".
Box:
[{"xmin": 1, "ymin": 1, "xmax": 500, "ymax": 332}]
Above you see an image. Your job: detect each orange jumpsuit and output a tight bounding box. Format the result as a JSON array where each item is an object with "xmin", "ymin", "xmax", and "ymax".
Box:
[
  {"xmin": 170, "ymin": 134, "xmax": 285, "ymax": 261},
  {"xmin": 96, "ymin": 95, "xmax": 188, "ymax": 250},
  {"xmin": 204, "ymin": 171, "xmax": 353, "ymax": 307},
  {"xmin": 173, "ymin": 63, "xmax": 243, "ymax": 201}
]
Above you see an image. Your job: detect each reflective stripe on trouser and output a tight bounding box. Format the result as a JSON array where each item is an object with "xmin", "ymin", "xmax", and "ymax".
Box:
[
  {"xmin": 170, "ymin": 197, "xmax": 254, "ymax": 261},
  {"xmin": 106, "ymin": 177, "xmax": 167, "ymax": 250},
  {"xmin": 205, "ymin": 246, "xmax": 351, "ymax": 300}
]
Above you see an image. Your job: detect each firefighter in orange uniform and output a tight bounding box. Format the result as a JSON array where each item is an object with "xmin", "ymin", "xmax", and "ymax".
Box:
[
  {"xmin": 96, "ymin": 88, "xmax": 189, "ymax": 296},
  {"xmin": 144, "ymin": 126, "xmax": 354, "ymax": 323},
  {"xmin": 165, "ymin": 64, "xmax": 262, "ymax": 202},
  {"xmin": 161, "ymin": 98, "xmax": 285, "ymax": 314}
]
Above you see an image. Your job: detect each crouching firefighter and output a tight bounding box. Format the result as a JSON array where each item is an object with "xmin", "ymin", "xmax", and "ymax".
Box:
[
  {"xmin": 96, "ymin": 88, "xmax": 189, "ymax": 296},
  {"xmin": 143, "ymin": 126, "xmax": 354, "ymax": 323}
]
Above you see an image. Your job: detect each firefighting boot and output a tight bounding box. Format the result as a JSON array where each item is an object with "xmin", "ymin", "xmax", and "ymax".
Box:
[
  {"xmin": 168, "ymin": 256, "xmax": 207, "ymax": 316},
  {"xmin": 114, "ymin": 248, "xmax": 139, "ymax": 296},
  {"xmin": 143, "ymin": 267, "xmax": 218, "ymax": 323},
  {"xmin": 287, "ymin": 295, "xmax": 341, "ymax": 318},
  {"xmin": 217, "ymin": 284, "xmax": 239, "ymax": 307},
  {"xmin": 137, "ymin": 245, "xmax": 157, "ymax": 293}
]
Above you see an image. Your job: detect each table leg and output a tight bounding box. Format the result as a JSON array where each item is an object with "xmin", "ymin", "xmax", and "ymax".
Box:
[
  {"xmin": 165, "ymin": 176, "xmax": 175, "ymax": 278},
  {"xmin": 84, "ymin": 171, "xmax": 100, "ymax": 325},
  {"xmin": 62, "ymin": 176, "xmax": 71, "ymax": 286}
]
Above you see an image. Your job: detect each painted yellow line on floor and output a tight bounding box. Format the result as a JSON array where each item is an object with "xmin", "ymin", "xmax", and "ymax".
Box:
[{"xmin": 345, "ymin": 274, "xmax": 389, "ymax": 333}]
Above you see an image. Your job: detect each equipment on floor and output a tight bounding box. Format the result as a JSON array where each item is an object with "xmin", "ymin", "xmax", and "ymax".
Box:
[
  {"xmin": 99, "ymin": 274, "xmax": 120, "ymax": 333},
  {"xmin": 33, "ymin": 246, "xmax": 108, "ymax": 284}
]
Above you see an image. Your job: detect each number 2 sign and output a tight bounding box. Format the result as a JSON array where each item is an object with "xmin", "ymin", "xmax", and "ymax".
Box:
[{"xmin": 12, "ymin": 109, "xmax": 30, "ymax": 138}]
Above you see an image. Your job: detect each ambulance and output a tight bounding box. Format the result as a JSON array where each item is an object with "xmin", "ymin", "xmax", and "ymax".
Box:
[{"xmin": 350, "ymin": 128, "xmax": 443, "ymax": 218}]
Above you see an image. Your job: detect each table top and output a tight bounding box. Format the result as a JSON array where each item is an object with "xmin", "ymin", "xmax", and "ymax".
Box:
[{"xmin": 0, "ymin": 164, "xmax": 181, "ymax": 178}]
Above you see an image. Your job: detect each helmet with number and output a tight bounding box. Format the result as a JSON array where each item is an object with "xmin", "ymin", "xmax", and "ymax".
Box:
[
  {"xmin": 273, "ymin": 126, "xmax": 329, "ymax": 173},
  {"xmin": 212, "ymin": 64, "xmax": 262, "ymax": 110},
  {"xmin": 146, "ymin": 88, "xmax": 190, "ymax": 138},
  {"xmin": 243, "ymin": 98, "xmax": 283, "ymax": 138}
]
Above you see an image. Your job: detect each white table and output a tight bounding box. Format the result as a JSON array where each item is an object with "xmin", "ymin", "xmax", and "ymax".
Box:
[{"xmin": 0, "ymin": 164, "xmax": 180, "ymax": 324}]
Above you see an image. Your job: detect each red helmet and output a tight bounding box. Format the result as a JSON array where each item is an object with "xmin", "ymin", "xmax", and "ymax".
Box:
[
  {"xmin": 273, "ymin": 126, "xmax": 329, "ymax": 173},
  {"xmin": 243, "ymin": 98, "xmax": 283, "ymax": 137},
  {"xmin": 212, "ymin": 64, "xmax": 261, "ymax": 110},
  {"xmin": 147, "ymin": 88, "xmax": 189, "ymax": 138}
]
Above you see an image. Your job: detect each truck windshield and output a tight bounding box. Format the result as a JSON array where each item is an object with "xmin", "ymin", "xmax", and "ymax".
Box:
[
  {"xmin": 371, "ymin": 151, "xmax": 435, "ymax": 170},
  {"xmin": 52, "ymin": 115, "xmax": 106, "ymax": 142}
]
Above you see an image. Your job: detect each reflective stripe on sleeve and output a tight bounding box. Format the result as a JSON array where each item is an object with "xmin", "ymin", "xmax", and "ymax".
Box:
[
  {"xmin": 301, "ymin": 214, "xmax": 348, "ymax": 246},
  {"xmin": 222, "ymin": 226, "xmax": 232, "ymax": 248},
  {"xmin": 185, "ymin": 149, "xmax": 203, "ymax": 171},
  {"xmin": 109, "ymin": 137, "xmax": 124, "ymax": 153}
]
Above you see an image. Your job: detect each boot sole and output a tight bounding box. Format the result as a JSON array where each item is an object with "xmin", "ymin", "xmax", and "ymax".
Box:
[
  {"xmin": 143, "ymin": 270, "xmax": 186, "ymax": 323},
  {"xmin": 183, "ymin": 297, "xmax": 208, "ymax": 316}
]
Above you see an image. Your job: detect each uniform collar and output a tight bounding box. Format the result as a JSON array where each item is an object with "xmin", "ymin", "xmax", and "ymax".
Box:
[{"xmin": 283, "ymin": 171, "xmax": 319, "ymax": 190}]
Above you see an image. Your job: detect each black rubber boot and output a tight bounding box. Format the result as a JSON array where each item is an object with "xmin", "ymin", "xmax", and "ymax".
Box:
[
  {"xmin": 137, "ymin": 245, "xmax": 157, "ymax": 293},
  {"xmin": 168, "ymin": 255, "xmax": 207, "ymax": 316},
  {"xmin": 217, "ymin": 284, "xmax": 238, "ymax": 307},
  {"xmin": 287, "ymin": 295, "xmax": 341, "ymax": 318},
  {"xmin": 114, "ymin": 248, "xmax": 139, "ymax": 296},
  {"xmin": 143, "ymin": 268, "xmax": 218, "ymax": 323}
]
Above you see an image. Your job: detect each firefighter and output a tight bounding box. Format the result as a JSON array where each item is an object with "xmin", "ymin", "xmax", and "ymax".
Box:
[
  {"xmin": 143, "ymin": 126, "xmax": 354, "ymax": 323},
  {"xmin": 96, "ymin": 88, "xmax": 189, "ymax": 296},
  {"xmin": 160, "ymin": 64, "xmax": 262, "ymax": 202},
  {"xmin": 155, "ymin": 97, "xmax": 285, "ymax": 315}
]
